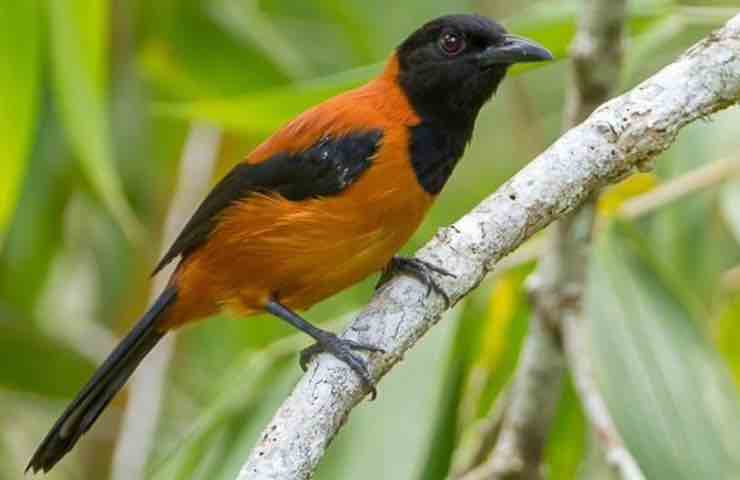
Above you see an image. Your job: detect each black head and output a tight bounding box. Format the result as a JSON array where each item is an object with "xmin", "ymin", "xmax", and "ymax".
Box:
[{"xmin": 397, "ymin": 14, "xmax": 552, "ymax": 130}]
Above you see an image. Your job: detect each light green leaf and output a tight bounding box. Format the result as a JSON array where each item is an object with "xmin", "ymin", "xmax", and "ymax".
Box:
[
  {"xmin": 547, "ymin": 379, "xmax": 587, "ymax": 479},
  {"xmin": 149, "ymin": 331, "xmax": 307, "ymax": 480},
  {"xmin": 587, "ymin": 222, "xmax": 740, "ymax": 479},
  {"xmin": 137, "ymin": 0, "xmax": 290, "ymax": 100},
  {"xmin": 715, "ymin": 296, "xmax": 740, "ymax": 389},
  {"xmin": 416, "ymin": 296, "xmax": 487, "ymax": 479},
  {"xmin": 155, "ymin": 64, "xmax": 380, "ymax": 135},
  {"xmin": 209, "ymin": 0, "xmax": 314, "ymax": 80},
  {"xmin": 47, "ymin": 0, "xmax": 143, "ymax": 242},
  {"xmin": 0, "ymin": 1, "xmax": 42, "ymax": 244}
]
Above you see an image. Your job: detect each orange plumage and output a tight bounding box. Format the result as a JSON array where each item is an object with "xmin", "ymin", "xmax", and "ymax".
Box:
[
  {"xmin": 28, "ymin": 15, "xmax": 553, "ymax": 474},
  {"xmin": 166, "ymin": 57, "xmax": 432, "ymax": 327}
]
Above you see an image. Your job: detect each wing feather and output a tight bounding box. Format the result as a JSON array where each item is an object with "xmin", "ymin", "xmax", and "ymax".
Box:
[{"xmin": 153, "ymin": 129, "xmax": 382, "ymax": 275}]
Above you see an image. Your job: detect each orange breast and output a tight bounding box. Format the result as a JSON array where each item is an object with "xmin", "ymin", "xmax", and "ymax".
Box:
[{"xmin": 163, "ymin": 59, "xmax": 435, "ymax": 328}]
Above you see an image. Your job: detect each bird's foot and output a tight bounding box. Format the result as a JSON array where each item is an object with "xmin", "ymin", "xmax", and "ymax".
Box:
[
  {"xmin": 377, "ymin": 256, "xmax": 456, "ymax": 307},
  {"xmin": 300, "ymin": 333, "xmax": 385, "ymax": 400}
]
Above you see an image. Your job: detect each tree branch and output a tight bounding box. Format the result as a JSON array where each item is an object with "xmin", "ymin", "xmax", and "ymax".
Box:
[
  {"xmin": 539, "ymin": 0, "xmax": 644, "ymax": 477},
  {"xmin": 459, "ymin": 1, "xmax": 628, "ymax": 477},
  {"xmin": 460, "ymin": 154, "xmax": 740, "ymax": 281},
  {"xmin": 457, "ymin": 309, "xmax": 565, "ymax": 480},
  {"xmin": 238, "ymin": 15, "xmax": 740, "ymax": 480}
]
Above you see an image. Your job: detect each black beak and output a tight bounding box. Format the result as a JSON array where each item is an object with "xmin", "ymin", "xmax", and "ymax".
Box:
[{"xmin": 480, "ymin": 34, "xmax": 553, "ymax": 66}]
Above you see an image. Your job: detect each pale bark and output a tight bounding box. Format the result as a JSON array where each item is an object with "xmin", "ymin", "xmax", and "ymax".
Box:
[{"xmin": 237, "ymin": 14, "xmax": 740, "ymax": 480}]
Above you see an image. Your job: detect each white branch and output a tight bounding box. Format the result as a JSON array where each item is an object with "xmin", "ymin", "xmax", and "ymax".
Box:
[
  {"xmin": 476, "ymin": 1, "xmax": 630, "ymax": 477},
  {"xmin": 238, "ymin": 15, "xmax": 740, "ymax": 480}
]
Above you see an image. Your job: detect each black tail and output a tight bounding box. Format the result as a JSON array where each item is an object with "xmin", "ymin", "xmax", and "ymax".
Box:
[{"xmin": 26, "ymin": 287, "xmax": 177, "ymax": 474}]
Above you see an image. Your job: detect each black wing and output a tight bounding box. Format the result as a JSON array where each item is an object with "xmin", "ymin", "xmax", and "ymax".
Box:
[{"xmin": 152, "ymin": 130, "xmax": 383, "ymax": 275}]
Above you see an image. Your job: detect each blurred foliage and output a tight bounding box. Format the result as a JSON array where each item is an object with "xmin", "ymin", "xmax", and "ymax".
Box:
[
  {"xmin": 0, "ymin": 1, "xmax": 42, "ymax": 245},
  {"xmin": 1, "ymin": 0, "xmax": 740, "ymax": 479}
]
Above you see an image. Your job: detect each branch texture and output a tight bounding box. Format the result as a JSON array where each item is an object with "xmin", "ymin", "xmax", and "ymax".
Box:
[
  {"xmin": 238, "ymin": 15, "xmax": 740, "ymax": 480},
  {"xmin": 461, "ymin": 2, "xmax": 628, "ymax": 477}
]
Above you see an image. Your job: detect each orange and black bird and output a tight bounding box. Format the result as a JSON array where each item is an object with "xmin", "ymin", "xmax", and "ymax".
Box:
[{"xmin": 27, "ymin": 14, "xmax": 551, "ymax": 474}]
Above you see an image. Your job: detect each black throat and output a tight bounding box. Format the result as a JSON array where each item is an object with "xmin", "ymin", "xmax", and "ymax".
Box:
[
  {"xmin": 396, "ymin": 61, "xmax": 498, "ymax": 195},
  {"xmin": 407, "ymin": 121, "xmax": 472, "ymax": 195}
]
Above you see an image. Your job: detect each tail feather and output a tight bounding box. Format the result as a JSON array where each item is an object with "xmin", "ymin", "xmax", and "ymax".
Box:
[{"xmin": 26, "ymin": 287, "xmax": 177, "ymax": 474}]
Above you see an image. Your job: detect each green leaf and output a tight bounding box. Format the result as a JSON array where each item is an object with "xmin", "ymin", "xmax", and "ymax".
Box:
[
  {"xmin": 508, "ymin": 0, "xmax": 676, "ymax": 72},
  {"xmin": 715, "ymin": 296, "xmax": 740, "ymax": 389},
  {"xmin": 155, "ymin": 64, "xmax": 379, "ymax": 135},
  {"xmin": 47, "ymin": 0, "xmax": 143, "ymax": 242},
  {"xmin": 313, "ymin": 0, "xmax": 378, "ymax": 63},
  {"xmin": 647, "ymin": 126, "xmax": 739, "ymax": 312},
  {"xmin": 209, "ymin": 0, "xmax": 314, "ymax": 80},
  {"xmin": 587, "ymin": 222, "xmax": 740, "ymax": 479},
  {"xmin": 137, "ymin": 0, "xmax": 290, "ymax": 100},
  {"xmin": 149, "ymin": 332, "xmax": 306, "ymax": 480},
  {"xmin": 416, "ymin": 296, "xmax": 488, "ymax": 480},
  {"xmin": 0, "ymin": 321, "xmax": 95, "ymax": 398},
  {"xmin": 0, "ymin": 1, "xmax": 42, "ymax": 244},
  {"xmin": 546, "ymin": 379, "xmax": 586, "ymax": 480},
  {"xmin": 447, "ymin": 269, "xmax": 534, "ymax": 478},
  {"xmin": 0, "ymin": 116, "xmax": 74, "ymax": 313}
]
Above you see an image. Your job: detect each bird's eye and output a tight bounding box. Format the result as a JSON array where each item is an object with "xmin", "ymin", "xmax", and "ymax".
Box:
[{"xmin": 439, "ymin": 31, "xmax": 465, "ymax": 56}]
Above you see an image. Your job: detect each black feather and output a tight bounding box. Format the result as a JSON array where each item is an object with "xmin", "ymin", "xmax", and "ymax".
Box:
[
  {"xmin": 408, "ymin": 122, "xmax": 470, "ymax": 195},
  {"xmin": 153, "ymin": 130, "xmax": 383, "ymax": 275},
  {"xmin": 26, "ymin": 288, "xmax": 177, "ymax": 474}
]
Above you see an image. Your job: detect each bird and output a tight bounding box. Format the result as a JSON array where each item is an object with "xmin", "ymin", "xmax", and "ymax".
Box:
[{"xmin": 27, "ymin": 14, "xmax": 552, "ymax": 474}]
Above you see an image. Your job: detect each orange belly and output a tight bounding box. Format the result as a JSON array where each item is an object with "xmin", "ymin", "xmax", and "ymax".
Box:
[{"xmin": 163, "ymin": 130, "xmax": 433, "ymax": 329}]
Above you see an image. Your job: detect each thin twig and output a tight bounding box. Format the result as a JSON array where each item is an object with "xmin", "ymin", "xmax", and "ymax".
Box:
[
  {"xmin": 561, "ymin": 311, "xmax": 645, "ymax": 479},
  {"xmin": 111, "ymin": 123, "xmax": 221, "ymax": 480},
  {"xmin": 620, "ymin": 156, "xmax": 740, "ymax": 219},
  {"xmin": 238, "ymin": 15, "xmax": 740, "ymax": 480},
  {"xmin": 458, "ymin": 308, "xmax": 565, "ymax": 480},
  {"xmin": 461, "ymin": 2, "xmax": 631, "ymax": 479},
  {"xmin": 721, "ymin": 264, "xmax": 740, "ymax": 292},
  {"xmin": 555, "ymin": 1, "xmax": 645, "ymax": 477}
]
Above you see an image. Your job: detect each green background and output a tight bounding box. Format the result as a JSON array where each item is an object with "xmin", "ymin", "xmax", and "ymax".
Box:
[{"xmin": 1, "ymin": 1, "xmax": 740, "ymax": 479}]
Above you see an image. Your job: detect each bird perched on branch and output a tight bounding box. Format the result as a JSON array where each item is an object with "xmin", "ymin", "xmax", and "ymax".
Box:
[{"xmin": 28, "ymin": 14, "xmax": 551, "ymax": 474}]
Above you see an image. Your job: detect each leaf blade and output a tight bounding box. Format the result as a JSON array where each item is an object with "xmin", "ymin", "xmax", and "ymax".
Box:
[
  {"xmin": 47, "ymin": 0, "xmax": 143, "ymax": 242},
  {"xmin": 0, "ymin": 1, "xmax": 43, "ymax": 244}
]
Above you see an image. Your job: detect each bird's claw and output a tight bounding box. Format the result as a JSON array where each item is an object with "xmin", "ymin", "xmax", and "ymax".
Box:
[
  {"xmin": 380, "ymin": 257, "xmax": 455, "ymax": 307},
  {"xmin": 300, "ymin": 334, "xmax": 385, "ymax": 400}
]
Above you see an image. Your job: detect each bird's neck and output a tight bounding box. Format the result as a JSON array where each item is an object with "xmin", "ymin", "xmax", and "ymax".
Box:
[
  {"xmin": 377, "ymin": 56, "xmax": 475, "ymax": 195},
  {"xmin": 385, "ymin": 57, "xmax": 481, "ymax": 134}
]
